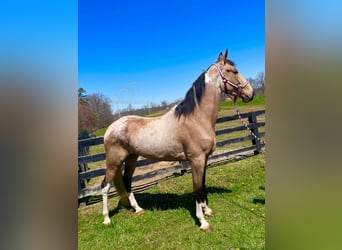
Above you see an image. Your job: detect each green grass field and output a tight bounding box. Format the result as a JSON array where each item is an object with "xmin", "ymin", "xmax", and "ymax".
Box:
[
  {"xmin": 91, "ymin": 127, "xmax": 107, "ymax": 137},
  {"xmin": 219, "ymin": 94, "xmax": 265, "ymax": 110},
  {"xmin": 78, "ymin": 154, "xmax": 265, "ymax": 249}
]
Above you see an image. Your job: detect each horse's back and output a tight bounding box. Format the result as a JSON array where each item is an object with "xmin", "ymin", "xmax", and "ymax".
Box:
[{"xmin": 104, "ymin": 115, "xmax": 148, "ymax": 143}]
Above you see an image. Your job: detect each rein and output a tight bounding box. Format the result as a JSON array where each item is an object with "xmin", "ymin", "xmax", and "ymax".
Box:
[
  {"xmin": 234, "ymin": 102, "xmax": 266, "ymax": 145},
  {"xmin": 213, "ymin": 64, "xmax": 249, "ymax": 102}
]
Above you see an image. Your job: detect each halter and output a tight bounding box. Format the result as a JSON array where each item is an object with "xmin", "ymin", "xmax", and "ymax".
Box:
[
  {"xmin": 213, "ymin": 64, "xmax": 249, "ymax": 103},
  {"xmin": 213, "ymin": 64, "xmax": 265, "ymax": 145}
]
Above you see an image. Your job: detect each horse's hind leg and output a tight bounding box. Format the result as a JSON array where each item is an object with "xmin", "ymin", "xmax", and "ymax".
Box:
[
  {"xmin": 101, "ymin": 146, "xmax": 129, "ymax": 226},
  {"xmin": 124, "ymin": 154, "xmax": 144, "ymax": 214}
]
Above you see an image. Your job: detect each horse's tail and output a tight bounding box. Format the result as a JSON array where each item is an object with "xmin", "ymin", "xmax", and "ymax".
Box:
[
  {"xmin": 113, "ymin": 169, "xmax": 130, "ymax": 207},
  {"xmin": 101, "ymin": 169, "xmax": 130, "ymax": 207}
]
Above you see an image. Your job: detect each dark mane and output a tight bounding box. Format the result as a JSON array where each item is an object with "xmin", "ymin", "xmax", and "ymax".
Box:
[
  {"xmin": 226, "ymin": 59, "xmax": 235, "ymax": 66},
  {"xmin": 175, "ymin": 72, "xmax": 206, "ymax": 118}
]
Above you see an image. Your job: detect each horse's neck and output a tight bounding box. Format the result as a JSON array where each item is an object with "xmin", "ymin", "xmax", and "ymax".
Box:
[{"xmin": 195, "ymin": 79, "xmax": 221, "ymax": 129}]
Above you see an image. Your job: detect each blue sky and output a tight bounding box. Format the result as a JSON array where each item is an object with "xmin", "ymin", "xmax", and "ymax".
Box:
[{"xmin": 79, "ymin": 0, "xmax": 265, "ymax": 112}]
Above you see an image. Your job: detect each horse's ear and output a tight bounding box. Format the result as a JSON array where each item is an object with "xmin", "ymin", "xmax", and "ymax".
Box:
[
  {"xmin": 223, "ymin": 48, "xmax": 228, "ymax": 63},
  {"xmin": 216, "ymin": 52, "xmax": 224, "ymax": 63}
]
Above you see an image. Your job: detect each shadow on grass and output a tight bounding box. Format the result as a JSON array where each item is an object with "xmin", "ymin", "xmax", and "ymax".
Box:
[
  {"xmin": 253, "ymin": 198, "xmax": 265, "ymax": 205},
  {"xmin": 109, "ymin": 186, "xmax": 232, "ymax": 227},
  {"xmin": 253, "ymin": 186, "xmax": 265, "ymax": 205}
]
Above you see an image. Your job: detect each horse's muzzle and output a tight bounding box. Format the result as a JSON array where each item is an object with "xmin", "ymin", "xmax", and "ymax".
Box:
[{"xmin": 242, "ymin": 91, "xmax": 254, "ymax": 102}]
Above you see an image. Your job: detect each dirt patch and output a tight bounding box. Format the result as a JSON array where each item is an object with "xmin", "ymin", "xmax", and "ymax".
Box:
[
  {"xmin": 132, "ymin": 159, "xmax": 184, "ymax": 188},
  {"xmin": 134, "ymin": 158, "xmax": 179, "ymax": 176}
]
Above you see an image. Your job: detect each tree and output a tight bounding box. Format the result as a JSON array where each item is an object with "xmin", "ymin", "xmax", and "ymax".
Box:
[
  {"xmin": 78, "ymin": 88, "xmax": 96, "ymax": 133},
  {"xmin": 255, "ymin": 72, "xmax": 265, "ymax": 90},
  {"xmin": 87, "ymin": 93, "xmax": 113, "ymax": 129},
  {"xmin": 247, "ymin": 77, "xmax": 256, "ymax": 89},
  {"xmin": 78, "ymin": 88, "xmax": 87, "ymax": 100},
  {"xmin": 247, "ymin": 72, "xmax": 265, "ymax": 95},
  {"xmin": 161, "ymin": 100, "xmax": 168, "ymax": 108}
]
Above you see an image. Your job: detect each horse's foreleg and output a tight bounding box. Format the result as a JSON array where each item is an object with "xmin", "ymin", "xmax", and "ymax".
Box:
[
  {"xmin": 124, "ymin": 154, "xmax": 144, "ymax": 214},
  {"xmin": 191, "ymin": 156, "xmax": 213, "ymax": 232}
]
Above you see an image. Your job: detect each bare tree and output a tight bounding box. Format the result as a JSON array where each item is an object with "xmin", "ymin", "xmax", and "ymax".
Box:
[
  {"xmin": 87, "ymin": 93, "xmax": 114, "ymax": 129},
  {"xmin": 247, "ymin": 72, "xmax": 265, "ymax": 95},
  {"xmin": 247, "ymin": 77, "xmax": 256, "ymax": 89},
  {"xmin": 255, "ymin": 72, "xmax": 265, "ymax": 90}
]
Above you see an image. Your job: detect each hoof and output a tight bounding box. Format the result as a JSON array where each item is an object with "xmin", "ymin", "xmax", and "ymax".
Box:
[
  {"xmin": 135, "ymin": 209, "xmax": 145, "ymax": 216},
  {"xmin": 205, "ymin": 211, "xmax": 214, "ymax": 217},
  {"xmin": 200, "ymin": 224, "xmax": 213, "ymax": 233},
  {"xmin": 103, "ymin": 219, "xmax": 111, "ymax": 227}
]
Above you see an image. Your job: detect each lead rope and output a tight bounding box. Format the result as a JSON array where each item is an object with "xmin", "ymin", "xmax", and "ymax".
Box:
[{"xmin": 234, "ymin": 102, "xmax": 266, "ymax": 145}]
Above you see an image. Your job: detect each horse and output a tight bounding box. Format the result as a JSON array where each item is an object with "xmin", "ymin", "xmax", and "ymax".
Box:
[{"xmin": 101, "ymin": 49, "xmax": 254, "ymax": 232}]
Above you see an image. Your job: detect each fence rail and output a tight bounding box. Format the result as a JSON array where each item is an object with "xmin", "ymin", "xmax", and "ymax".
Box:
[{"xmin": 78, "ymin": 110, "xmax": 265, "ymax": 205}]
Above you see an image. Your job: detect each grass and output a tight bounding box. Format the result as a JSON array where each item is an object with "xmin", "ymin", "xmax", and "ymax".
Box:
[
  {"xmin": 219, "ymin": 95, "xmax": 265, "ymax": 110},
  {"xmin": 143, "ymin": 110, "xmax": 170, "ymax": 118},
  {"xmin": 78, "ymin": 154, "xmax": 265, "ymax": 249},
  {"xmin": 90, "ymin": 127, "xmax": 107, "ymax": 137}
]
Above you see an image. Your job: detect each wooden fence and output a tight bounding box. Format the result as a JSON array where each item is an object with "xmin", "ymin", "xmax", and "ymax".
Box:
[{"xmin": 78, "ymin": 109, "xmax": 265, "ymax": 206}]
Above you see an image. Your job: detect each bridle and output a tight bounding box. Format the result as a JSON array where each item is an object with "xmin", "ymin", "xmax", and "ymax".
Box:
[{"xmin": 213, "ymin": 64, "xmax": 249, "ymax": 103}]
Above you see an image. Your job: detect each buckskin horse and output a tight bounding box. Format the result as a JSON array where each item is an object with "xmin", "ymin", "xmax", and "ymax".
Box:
[{"xmin": 101, "ymin": 49, "xmax": 254, "ymax": 232}]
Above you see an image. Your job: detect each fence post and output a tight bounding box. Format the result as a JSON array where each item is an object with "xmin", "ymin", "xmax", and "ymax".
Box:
[
  {"xmin": 78, "ymin": 131, "xmax": 90, "ymax": 183},
  {"xmin": 248, "ymin": 112, "xmax": 261, "ymax": 155},
  {"xmin": 78, "ymin": 132, "xmax": 90, "ymax": 207},
  {"xmin": 78, "ymin": 174, "xmax": 86, "ymax": 207}
]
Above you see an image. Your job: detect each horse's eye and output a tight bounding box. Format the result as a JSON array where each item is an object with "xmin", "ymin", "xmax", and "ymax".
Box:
[{"xmin": 226, "ymin": 69, "xmax": 238, "ymax": 74}]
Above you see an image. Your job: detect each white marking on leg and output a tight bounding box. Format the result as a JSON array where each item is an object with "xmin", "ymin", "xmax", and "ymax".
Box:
[
  {"xmin": 102, "ymin": 183, "xmax": 111, "ymax": 225},
  {"xmin": 201, "ymin": 201, "xmax": 214, "ymax": 217},
  {"xmin": 196, "ymin": 201, "xmax": 210, "ymax": 230},
  {"xmin": 128, "ymin": 192, "xmax": 144, "ymax": 214}
]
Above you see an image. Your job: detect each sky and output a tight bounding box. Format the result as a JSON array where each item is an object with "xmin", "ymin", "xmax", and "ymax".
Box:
[{"xmin": 79, "ymin": 0, "xmax": 265, "ymax": 112}]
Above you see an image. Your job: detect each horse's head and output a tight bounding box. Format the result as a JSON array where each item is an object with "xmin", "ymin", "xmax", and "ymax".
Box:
[{"xmin": 213, "ymin": 49, "xmax": 254, "ymax": 103}]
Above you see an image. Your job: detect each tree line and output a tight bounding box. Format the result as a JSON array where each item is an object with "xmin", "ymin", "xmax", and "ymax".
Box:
[
  {"xmin": 78, "ymin": 71, "xmax": 264, "ymax": 135},
  {"xmin": 247, "ymin": 72, "xmax": 265, "ymax": 95},
  {"xmin": 78, "ymin": 88, "xmax": 113, "ymax": 135},
  {"xmin": 78, "ymin": 88, "xmax": 175, "ymax": 135}
]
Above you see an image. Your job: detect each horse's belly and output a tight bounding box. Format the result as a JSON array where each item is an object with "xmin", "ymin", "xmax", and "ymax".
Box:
[
  {"xmin": 131, "ymin": 135, "xmax": 186, "ymax": 161},
  {"xmin": 139, "ymin": 150, "xmax": 187, "ymax": 161}
]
